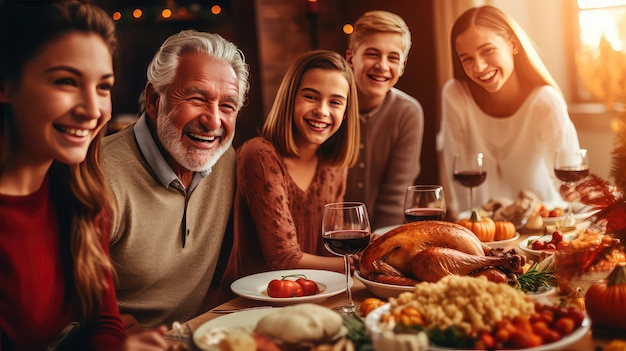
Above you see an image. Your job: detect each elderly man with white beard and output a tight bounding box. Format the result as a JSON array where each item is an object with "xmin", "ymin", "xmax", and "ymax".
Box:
[{"xmin": 101, "ymin": 30, "xmax": 250, "ymax": 332}]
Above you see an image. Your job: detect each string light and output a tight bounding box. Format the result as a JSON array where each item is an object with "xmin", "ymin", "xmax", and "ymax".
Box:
[
  {"xmin": 109, "ymin": 2, "xmax": 229, "ymax": 24},
  {"xmin": 343, "ymin": 24, "xmax": 353, "ymax": 35}
]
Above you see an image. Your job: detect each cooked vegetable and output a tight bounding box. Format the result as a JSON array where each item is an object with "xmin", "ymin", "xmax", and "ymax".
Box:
[
  {"xmin": 295, "ymin": 275, "xmax": 320, "ymax": 296},
  {"xmin": 267, "ymin": 274, "xmax": 320, "ymax": 298},
  {"xmin": 584, "ymin": 264, "xmax": 626, "ymax": 330},
  {"xmin": 359, "ymin": 297, "xmax": 385, "ymax": 317},
  {"xmin": 458, "ymin": 210, "xmax": 496, "ymax": 242},
  {"xmin": 267, "ymin": 277, "xmax": 303, "ymax": 298}
]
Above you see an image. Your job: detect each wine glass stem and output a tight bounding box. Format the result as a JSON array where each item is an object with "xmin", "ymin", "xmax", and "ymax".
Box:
[
  {"xmin": 343, "ymin": 255, "xmax": 355, "ymax": 311},
  {"xmin": 469, "ymin": 187, "xmax": 474, "ymax": 211}
]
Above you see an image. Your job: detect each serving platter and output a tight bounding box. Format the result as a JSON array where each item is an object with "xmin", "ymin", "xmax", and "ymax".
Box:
[
  {"xmin": 193, "ymin": 308, "xmax": 277, "ymax": 351},
  {"xmin": 365, "ymin": 303, "xmax": 591, "ymax": 351},
  {"xmin": 353, "ymin": 270, "xmax": 414, "ymax": 299},
  {"xmin": 230, "ymin": 269, "xmax": 348, "ymax": 304},
  {"xmin": 483, "ymin": 232, "xmax": 521, "ymax": 248},
  {"xmin": 372, "ymin": 224, "xmax": 402, "ymax": 235}
]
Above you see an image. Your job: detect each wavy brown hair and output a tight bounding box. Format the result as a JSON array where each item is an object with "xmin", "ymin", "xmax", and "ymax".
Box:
[
  {"xmin": 261, "ymin": 50, "xmax": 360, "ymax": 169},
  {"xmin": 0, "ymin": 0, "xmax": 118, "ymax": 321}
]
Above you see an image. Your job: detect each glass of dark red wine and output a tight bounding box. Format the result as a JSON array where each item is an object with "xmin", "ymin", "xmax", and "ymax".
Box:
[
  {"xmin": 554, "ymin": 148, "xmax": 589, "ymax": 226},
  {"xmin": 404, "ymin": 185, "xmax": 446, "ymax": 222},
  {"xmin": 322, "ymin": 202, "xmax": 371, "ymax": 314},
  {"xmin": 453, "ymin": 153, "xmax": 486, "ymax": 212}
]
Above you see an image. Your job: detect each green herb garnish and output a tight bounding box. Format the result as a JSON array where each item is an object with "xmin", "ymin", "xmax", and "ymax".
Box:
[{"xmin": 516, "ymin": 262, "xmax": 558, "ymax": 293}]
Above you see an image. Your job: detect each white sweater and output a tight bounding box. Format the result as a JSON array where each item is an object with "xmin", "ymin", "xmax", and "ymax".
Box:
[{"xmin": 437, "ymin": 79, "xmax": 581, "ymax": 215}]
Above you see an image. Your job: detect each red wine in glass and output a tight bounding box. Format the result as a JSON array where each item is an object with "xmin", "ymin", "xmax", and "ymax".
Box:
[
  {"xmin": 453, "ymin": 153, "xmax": 486, "ymax": 212},
  {"xmin": 404, "ymin": 208, "xmax": 446, "ymax": 222},
  {"xmin": 323, "ymin": 230, "xmax": 370, "ymax": 255},
  {"xmin": 554, "ymin": 148, "xmax": 589, "ymax": 226},
  {"xmin": 453, "ymin": 171, "xmax": 487, "ymax": 187},
  {"xmin": 555, "ymin": 167, "xmax": 589, "ymax": 183},
  {"xmin": 322, "ymin": 202, "xmax": 370, "ymax": 314}
]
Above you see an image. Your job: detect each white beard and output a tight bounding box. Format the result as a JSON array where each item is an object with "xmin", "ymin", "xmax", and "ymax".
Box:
[{"xmin": 156, "ymin": 108, "xmax": 233, "ymax": 172}]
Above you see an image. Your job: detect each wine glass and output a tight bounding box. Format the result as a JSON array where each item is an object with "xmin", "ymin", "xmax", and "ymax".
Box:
[
  {"xmin": 453, "ymin": 153, "xmax": 487, "ymax": 212},
  {"xmin": 554, "ymin": 148, "xmax": 589, "ymax": 226},
  {"xmin": 322, "ymin": 202, "xmax": 371, "ymax": 314},
  {"xmin": 404, "ymin": 185, "xmax": 446, "ymax": 222}
]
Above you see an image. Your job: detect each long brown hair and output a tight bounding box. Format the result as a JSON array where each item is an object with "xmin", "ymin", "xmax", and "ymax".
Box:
[
  {"xmin": 0, "ymin": 0, "xmax": 118, "ymax": 321},
  {"xmin": 261, "ymin": 50, "xmax": 360, "ymax": 169},
  {"xmin": 450, "ymin": 5, "xmax": 561, "ymax": 94}
]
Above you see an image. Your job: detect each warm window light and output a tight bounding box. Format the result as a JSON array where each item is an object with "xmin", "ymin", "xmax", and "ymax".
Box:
[
  {"xmin": 579, "ymin": 8, "xmax": 625, "ymax": 51},
  {"xmin": 343, "ymin": 24, "xmax": 353, "ymax": 35},
  {"xmin": 112, "ymin": 11, "xmax": 121, "ymax": 21},
  {"xmin": 211, "ymin": 5, "xmax": 221, "ymax": 15},
  {"xmin": 132, "ymin": 8, "xmax": 142, "ymax": 19},
  {"xmin": 579, "ymin": 0, "xmax": 626, "ymax": 9},
  {"xmin": 576, "ymin": 0, "xmax": 626, "ymax": 107},
  {"xmin": 161, "ymin": 8, "xmax": 172, "ymax": 19}
]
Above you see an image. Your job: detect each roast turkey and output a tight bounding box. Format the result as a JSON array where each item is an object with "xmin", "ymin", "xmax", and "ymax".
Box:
[{"xmin": 359, "ymin": 221, "xmax": 525, "ymax": 285}]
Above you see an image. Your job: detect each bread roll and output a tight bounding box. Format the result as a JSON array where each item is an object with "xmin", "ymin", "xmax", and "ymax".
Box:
[{"xmin": 254, "ymin": 303, "xmax": 343, "ymax": 344}]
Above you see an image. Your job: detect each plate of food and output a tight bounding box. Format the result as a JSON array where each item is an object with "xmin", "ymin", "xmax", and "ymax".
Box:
[
  {"xmin": 353, "ymin": 270, "xmax": 414, "ymax": 299},
  {"xmin": 518, "ymin": 232, "xmax": 578, "ymax": 256},
  {"xmin": 537, "ymin": 202, "xmax": 600, "ymax": 225},
  {"xmin": 365, "ymin": 275, "xmax": 590, "ymax": 351},
  {"xmin": 193, "ymin": 308, "xmax": 276, "ymax": 350},
  {"xmin": 230, "ymin": 269, "xmax": 348, "ymax": 304},
  {"xmin": 366, "ymin": 303, "xmax": 590, "ymax": 351},
  {"xmin": 194, "ymin": 304, "xmax": 346, "ymax": 351}
]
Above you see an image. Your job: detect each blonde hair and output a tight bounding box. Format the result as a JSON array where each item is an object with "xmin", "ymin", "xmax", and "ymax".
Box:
[
  {"xmin": 261, "ymin": 50, "xmax": 360, "ymax": 169},
  {"xmin": 348, "ymin": 10, "xmax": 412, "ymax": 60},
  {"xmin": 450, "ymin": 5, "xmax": 561, "ymax": 93}
]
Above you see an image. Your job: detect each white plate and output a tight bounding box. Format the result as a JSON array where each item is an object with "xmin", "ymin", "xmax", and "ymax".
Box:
[
  {"xmin": 230, "ymin": 269, "xmax": 349, "ymax": 304},
  {"xmin": 483, "ymin": 232, "xmax": 520, "ymax": 248},
  {"xmin": 353, "ymin": 270, "xmax": 414, "ymax": 299},
  {"xmin": 193, "ymin": 308, "xmax": 277, "ymax": 351},
  {"xmin": 518, "ymin": 233, "xmax": 578, "ymax": 256},
  {"xmin": 373, "ymin": 224, "xmax": 402, "ymax": 235},
  {"xmin": 366, "ymin": 303, "xmax": 591, "ymax": 351}
]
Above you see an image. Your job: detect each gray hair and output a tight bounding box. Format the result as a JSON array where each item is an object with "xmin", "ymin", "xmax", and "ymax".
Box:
[{"xmin": 138, "ymin": 29, "xmax": 250, "ymax": 112}]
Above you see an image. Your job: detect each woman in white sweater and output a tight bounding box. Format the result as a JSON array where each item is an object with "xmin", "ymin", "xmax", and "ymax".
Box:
[{"xmin": 437, "ymin": 5, "xmax": 580, "ymax": 217}]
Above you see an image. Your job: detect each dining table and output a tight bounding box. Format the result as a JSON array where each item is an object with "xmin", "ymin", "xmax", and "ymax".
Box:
[{"xmin": 166, "ymin": 227, "xmax": 624, "ymax": 351}]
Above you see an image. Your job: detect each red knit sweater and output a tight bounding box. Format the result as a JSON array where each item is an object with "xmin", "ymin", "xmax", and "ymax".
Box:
[{"xmin": 0, "ymin": 176, "xmax": 124, "ymax": 350}]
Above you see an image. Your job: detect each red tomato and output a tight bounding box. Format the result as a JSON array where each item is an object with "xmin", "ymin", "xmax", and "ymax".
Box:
[
  {"xmin": 267, "ymin": 279, "xmax": 303, "ymax": 298},
  {"xmin": 295, "ymin": 277, "xmax": 320, "ymax": 296}
]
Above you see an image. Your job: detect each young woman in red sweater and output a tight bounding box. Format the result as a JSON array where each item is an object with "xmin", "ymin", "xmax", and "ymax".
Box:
[{"xmin": 0, "ymin": 1, "xmax": 167, "ymax": 349}]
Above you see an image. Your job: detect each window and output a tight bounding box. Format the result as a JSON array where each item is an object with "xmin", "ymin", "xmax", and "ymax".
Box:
[{"xmin": 575, "ymin": 0, "xmax": 626, "ymax": 109}]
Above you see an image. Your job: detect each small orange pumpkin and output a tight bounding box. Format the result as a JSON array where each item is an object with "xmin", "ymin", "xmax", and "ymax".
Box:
[
  {"xmin": 585, "ymin": 264, "xmax": 626, "ymax": 330},
  {"xmin": 458, "ymin": 210, "xmax": 495, "ymax": 242},
  {"xmin": 494, "ymin": 221, "xmax": 516, "ymax": 241}
]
